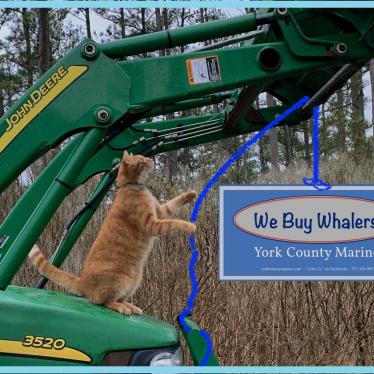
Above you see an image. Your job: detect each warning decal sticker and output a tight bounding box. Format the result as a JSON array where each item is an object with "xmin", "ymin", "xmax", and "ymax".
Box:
[{"xmin": 186, "ymin": 56, "xmax": 221, "ymax": 85}]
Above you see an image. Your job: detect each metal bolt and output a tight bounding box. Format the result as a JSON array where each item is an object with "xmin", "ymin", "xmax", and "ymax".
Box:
[
  {"xmin": 96, "ymin": 108, "xmax": 110, "ymax": 123},
  {"xmin": 276, "ymin": 8, "xmax": 288, "ymax": 16},
  {"xmin": 335, "ymin": 43, "xmax": 348, "ymax": 55},
  {"xmin": 82, "ymin": 42, "xmax": 98, "ymax": 58},
  {"xmin": 112, "ymin": 159, "xmax": 121, "ymax": 172}
]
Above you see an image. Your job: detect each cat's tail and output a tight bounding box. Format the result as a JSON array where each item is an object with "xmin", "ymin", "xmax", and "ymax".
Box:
[{"xmin": 28, "ymin": 245, "xmax": 81, "ymax": 295}]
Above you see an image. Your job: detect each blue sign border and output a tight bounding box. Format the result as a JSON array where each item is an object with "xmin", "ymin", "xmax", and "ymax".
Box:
[{"xmin": 219, "ymin": 185, "xmax": 374, "ymax": 281}]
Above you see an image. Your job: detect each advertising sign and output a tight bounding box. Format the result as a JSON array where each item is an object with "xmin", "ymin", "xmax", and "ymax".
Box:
[{"xmin": 220, "ymin": 186, "xmax": 374, "ymax": 280}]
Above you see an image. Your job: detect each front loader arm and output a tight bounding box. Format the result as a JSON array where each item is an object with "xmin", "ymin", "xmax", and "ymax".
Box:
[
  {"xmin": 0, "ymin": 41, "xmax": 132, "ymax": 193},
  {"xmin": 1, "ymin": 9, "xmax": 374, "ymax": 194},
  {"xmin": 0, "ymin": 11, "xmax": 269, "ymax": 193}
]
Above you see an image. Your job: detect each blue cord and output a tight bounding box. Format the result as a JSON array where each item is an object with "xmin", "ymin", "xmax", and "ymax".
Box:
[
  {"xmin": 303, "ymin": 106, "xmax": 332, "ymax": 191},
  {"xmin": 178, "ymin": 96, "xmax": 310, "ymax": 366}
]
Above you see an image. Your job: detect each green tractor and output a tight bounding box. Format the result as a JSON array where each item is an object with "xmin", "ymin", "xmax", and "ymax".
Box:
[{"xmin": 0, "ymin": 8, "xmax": 374, "ymax": 366}]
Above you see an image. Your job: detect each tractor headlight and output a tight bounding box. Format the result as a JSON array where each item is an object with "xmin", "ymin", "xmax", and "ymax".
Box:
[
  {"xmin": 149, "ymin": 346, "xmax": 184, "ymax": 366},
  {"xmin": 128, "ymin": 345, "xmax": 184, "ymax": 366}
]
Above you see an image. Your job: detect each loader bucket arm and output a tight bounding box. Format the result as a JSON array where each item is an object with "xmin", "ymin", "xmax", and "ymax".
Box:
[{"xmin": 1, "ymin": 9, "xmax": 374, "ymax": 194}]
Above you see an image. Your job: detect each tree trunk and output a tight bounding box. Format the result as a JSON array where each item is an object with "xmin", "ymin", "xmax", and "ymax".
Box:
[
  {"xmin": 85, "ymin": 9, "xmax": 91, "ymax": 38},
  {"xmin": 200, "ymin": 8, "xmax": 204, "ymax": 23},
  {"xmin": 162, "ymin": 8, "xmax": 170, "ymax": 54},
  {"xmin": 119, "ymin": 8, "xmax": 126, "ymax": 39},
  {"xmin": 266, "ymin": 93, "xmax": 279, "ymax": 171},
  {"xmin": 33, "ymin": 9, "xmax": 55, "ymax": 180},
  {"xmin": 155, "ymin": 8, "xmax": 163, "ymax": 31},
  {"xmin": 160, "ymin": 9, "xmax": 178, "ymax": 182},
  {"xmin": 350, "ymin": 69, "xmax": 366, "ymax": 159},
  {"xmin": 336, "ymin": 89, "xmax": 346, "ymax": 151},
  {"xmin": 22, "ymin": 8, "xmax": 33, "ymax": 87},
  {"xmin": 162, "ymin": 8, "xmax": 168, "ymax": 30},
  {"xmin": 164, "ymin": 114, "xmax": 178, "ymax": 183},
  {"xmin": 155, "ymin": 8, "xmax": 165, "ymax": 56},
  {"xmin": 255, "ymin": 98, "xmax": 267, "ymax": 173},
  {"xmin": 180, "ymin": 8, "xmax": 185, "ymax": 27},
  {"xmin": 370, "ymin": 59, "xmax": 374, "ymax": 148},
  {"xmin": 0, "ymin": 91, "xmax": 4, "ymax": 117},
  {"xmin": 178, "ymin": 7, "xmax": 187, "ymax": 171},
  {"xmin": 258, "ymin": 137, "xmax": 267, "ymax": 173},
  {"xmin": 140, "ymin": 8, "xmax": 147, "ymax": 58},
  {"xmin": 37, "ymin": 9, "xmax": 51, "ymax": 76},
  {"xmin": 302, "ymin": 120, "xmax": 312, "ymax": 167},
  {"xmin": 179, "ymin": 8, "xmax": 186, "ymax": 53},
  {"xmin": 283, "ymin": 125, "xmax": 293, "ymax": 166},
  {"xmin": 140, "ymin": 8, "xmax": 146, "ymax": 34},
  {"xmin": 118, "ymin": 8, "xmax": 127, "ymax": 61}
]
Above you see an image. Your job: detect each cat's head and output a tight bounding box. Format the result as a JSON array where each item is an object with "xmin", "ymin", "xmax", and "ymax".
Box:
[{"xmin": 117, "ymin": 151, "xmax": 155, "ymax": 185}]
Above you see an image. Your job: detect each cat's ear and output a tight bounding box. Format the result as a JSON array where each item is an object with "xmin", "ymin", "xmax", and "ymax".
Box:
[{"xmin": 122, "ymin": 151, "xmax": 131, "ymax": 165}]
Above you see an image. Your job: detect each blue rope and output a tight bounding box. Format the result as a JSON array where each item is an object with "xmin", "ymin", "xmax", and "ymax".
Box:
[
  {"xmin": 178, "ymin": 96, "xmax": 310, "ymax": 366},
  {"xmin": 303, "ymin": 106, "xmax": 332, "ymax": 191}
]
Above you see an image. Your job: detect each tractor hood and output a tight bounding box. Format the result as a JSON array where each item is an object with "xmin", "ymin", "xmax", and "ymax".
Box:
[{"xmin": 0, "ymin": 286, "xmax": 179, "ymax": 365}]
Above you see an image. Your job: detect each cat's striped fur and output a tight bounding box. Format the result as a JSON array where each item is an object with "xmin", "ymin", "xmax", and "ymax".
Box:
[{"xmin": 29, "ymin": 151, "xmax": 197, "ymax": 315}]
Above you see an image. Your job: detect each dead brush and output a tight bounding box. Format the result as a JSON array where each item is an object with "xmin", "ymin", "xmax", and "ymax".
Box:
[{"xmin": 6, "ymin": 153, "xmax": 374, "ymax": 365}]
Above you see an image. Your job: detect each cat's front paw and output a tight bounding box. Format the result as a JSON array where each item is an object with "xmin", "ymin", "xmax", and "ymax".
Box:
[{"xmin": 183, "ymin": 190, "xmax": 198, "ymax": 204}]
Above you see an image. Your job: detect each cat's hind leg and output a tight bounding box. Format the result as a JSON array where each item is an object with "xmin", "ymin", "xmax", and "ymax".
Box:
[
  {"xmin": 117, "ymin": 296, "xmax": 143, "ymax": 314},
  {"xmin": 89, "ymin": 293, "xmax": 133, "ymax": 315},
  {"xmin": 121, "ymin": 301, "xmax": 143, "ymax": 314},
  {"xmin": 85, "ymin": 284, "xmax": 133, "ymax": 315}
]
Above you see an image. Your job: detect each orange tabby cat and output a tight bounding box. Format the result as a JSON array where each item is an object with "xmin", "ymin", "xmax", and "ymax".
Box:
[{"xmin": 29, "ymin": 151, "xmax": 197, "ymax": 315}]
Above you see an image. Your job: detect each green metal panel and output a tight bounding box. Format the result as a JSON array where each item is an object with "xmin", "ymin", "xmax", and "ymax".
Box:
[
  {"xmin": 146, "ymin": 93, "xmax": 231, "ymax": 118},
  {"xmin": 0, "ymin": 38, "xmax": 131, "ymax": 194},
  {"xmin": 121, "ymin": 41, "xmax": 371, "ymax": 112},
  {"xmin": 101, "ymin": 13, "xmax": 271, "ymax": 58},
  {"xmin": 73, "ymin": 105, "xmax": 302, "ymax": 184},
  {"xmin": 181, "ymin": 318, "xmax": 219, "ymax": 366}
]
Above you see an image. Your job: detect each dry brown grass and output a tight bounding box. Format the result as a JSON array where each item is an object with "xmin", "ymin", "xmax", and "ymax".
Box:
[
  {"xmin": 5, "ymin": 152, "xmax": 374, "ymax": 366},
  {"xmin": 139, "ymin": 153, "xmax": 374, "ymax": 366}
]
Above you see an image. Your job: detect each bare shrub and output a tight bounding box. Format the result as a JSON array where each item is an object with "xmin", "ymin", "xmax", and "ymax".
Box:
[{"xmin": 5, "ymin": 152, "xmax": 374, "ymax": 365}]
